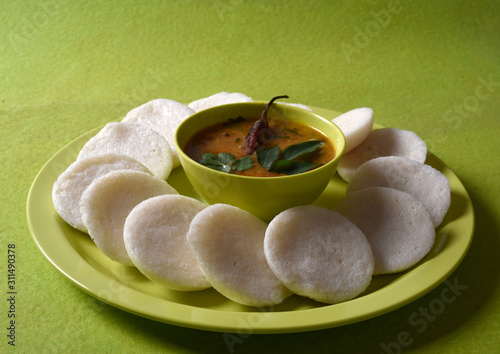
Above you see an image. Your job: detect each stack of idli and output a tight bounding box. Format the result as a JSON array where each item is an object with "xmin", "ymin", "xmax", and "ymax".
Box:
[
  {"xmin": 329, "ymin": 107, "xmax": 450, "ymax": 276},
  {"xmin": 52, "ymin": 153, "xmax": 152, "ymax": 233},
  {"xmin": 335, "ymin": 187, "xmax": 436, "ymax": 275},
  {"xmin": 346, "ymin": 156, "xmax": 451, "ymax": 228},
  {"xmin": 78, "ymin": 121, "xmax": 174, "ymax": 180},
  {"xmin": 80, "ymin": 170, "xmax": 178, "ymax": 265},
  {"xmin": 336, "ymin": 127, "xmax": 427, "ymax": 182},
  {"xmin": 121, "ymin": 93, "xmax": 256, "ymax": 167},
  {"xmin": 53, "ymin": 104, "xmax": 183, "ymax": 265},
  {"xmin": 332, "ymin": 154, "xmax": 450, "ymax": 275},
  {"xmin": 51, "ymin": 96, "xmax": 452, "ymax": 307},
  {"xmin": 331, "ymin": 108, "xmax": 427, "ymax": 182}
]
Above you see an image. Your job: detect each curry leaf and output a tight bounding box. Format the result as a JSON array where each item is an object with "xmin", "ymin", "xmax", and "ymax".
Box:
[
  {"xmin": 282, "ymin": 140, "xmax": 324, "ymax": 161},
  {"xmin": 199, "ymin": 153, "xmax": 253, "ymax": 173},
  {"xmin": 231, "ymin": 156, "xmax": 254, "ymax": 171},
  {"xmin": 268, "ymin": 160, "xmax": 321, "ymax": 175},
  {"xmin": 256, "ymin": 146, "xmax": 280, "ymax": 169},
  {"xmin": 207, "ymin": 164, "xmax": 232, "ymax": 173},
  {"xmin": 199, "ymin": 153, "xmax": 220, "ymax": 165},
  {"xmin": 267, "ymin": 160, "xmax": 294, "ymax": 173},
  {"xmin": 218, "ymin": 153, "xmax": 235, "ymax": 164}
]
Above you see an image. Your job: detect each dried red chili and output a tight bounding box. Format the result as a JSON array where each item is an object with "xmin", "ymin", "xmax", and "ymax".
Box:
[{"xmin": 245, "ymin": 95, "xmax": 289, "ymax": 154}]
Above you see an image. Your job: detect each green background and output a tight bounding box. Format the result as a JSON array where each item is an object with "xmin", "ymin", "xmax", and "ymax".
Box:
[{"xmin": 1, "ymin": 1, "xmax": 499, "ymax": 353}]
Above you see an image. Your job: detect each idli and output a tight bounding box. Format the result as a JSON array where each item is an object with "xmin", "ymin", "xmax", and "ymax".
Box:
[
  {"xmin": 78, "ymin": 122, "xmax": 173, "ymax": 180},
  {"xmin": 187, "ymin": 204, "xmax": 291, "ymax": 307},
  {"xmin": 332, "ymin": 107, "xmax": 374, "ymax": 153},
  {"xmin": 265, "ymin": 205, "xmax": 374, "ymax": 304},
  {"xmin": 80, "ymin": 170, "xmax": 178, "ymax": 266},
  {"xmin": 187, "ymin": 92, "xmax": 253, "ymax": 112},
  {"xmin": 52, "ymin": 153, "xmax": 151, "ymax": 233},
  {"xmin": 335, "ymin": 187, "xmax": 435, "ymax": 275},
  {"xmin": 347, "ymin": 156, "xmax": 451, "ymax": 227},
  {"xmin": 122, "ymin": 98, "xmax": 195, "ymax": 168},
  {"xmin": 337, "ymin": 127, "xmax": 427, "ymax": 182},
  {"xmin": 124, "ymin": 195, "xmax": 210, "ymax": 291}
]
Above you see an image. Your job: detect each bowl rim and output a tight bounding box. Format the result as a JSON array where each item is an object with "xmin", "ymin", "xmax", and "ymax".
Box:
[{"xmin": 174, "ymin": 101, "xmax": 346, "ymax": 181}]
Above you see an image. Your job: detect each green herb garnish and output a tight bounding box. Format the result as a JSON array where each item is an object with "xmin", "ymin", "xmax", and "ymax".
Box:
[
  {"xmin": 267, "ymin": 140, "xmax": 324, "ymax": 175},
  {"xmin": 199, "ymin": 153, "xmax": 254, "ymax": 173},
  {"xmin": 269, "ymin": 160, "xmax": 321, "ymax": 175},
  {"xmin": 199, "ymin": 139, "xmax": 324, "ymax": 175},
  {"xmin": 256, "ymin": 146, "xmax": 280, "ymax": 169},
  {"xmin": 231, "ymin": 156, "xmax": 254, "ymax": 171},
  {"xmin": 283, "ymin": 140, "xmax": 324, "ymax": 160}
]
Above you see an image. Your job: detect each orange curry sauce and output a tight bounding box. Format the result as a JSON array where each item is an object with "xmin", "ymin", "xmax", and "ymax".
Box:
[{"xmin": 184, "ymin": 116, "xmax": 336, "ymax": 177}]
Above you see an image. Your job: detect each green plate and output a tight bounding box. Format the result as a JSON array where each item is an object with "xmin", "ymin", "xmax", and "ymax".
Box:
[{"xmin": 26, "ymin": 106, "xmax": 475, "ymax": 334}]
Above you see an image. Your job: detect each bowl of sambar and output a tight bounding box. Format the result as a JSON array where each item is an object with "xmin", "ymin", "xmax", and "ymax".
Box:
[{"xmin": 175, "ymin": 99, "xmax": 346, "ymax": 221}]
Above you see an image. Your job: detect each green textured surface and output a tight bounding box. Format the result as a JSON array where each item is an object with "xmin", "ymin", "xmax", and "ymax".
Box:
[{"xmin": 1, "ymin": 1, "xmax": 499, "ymax": 353}]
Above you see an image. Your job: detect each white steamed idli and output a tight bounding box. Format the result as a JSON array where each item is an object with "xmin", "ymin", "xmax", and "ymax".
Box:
[
  {"xmin": 123, "ymin": 195, "xmax": 210, "ymax": 291},
  {"xmin": 337, "ymin": 127, "xmax": 427, "ymax": 182},
  {"xmin": 332, "ymin": 107, "xmax": 374, "ymax": 153},
  {"xmin": 187, "ymin": 92, "xmax": 253, "ymax": 112},
  {"xmin": 80, "ymin": 170, "xmax": 178, "ymax": 266},
  {"xmin": 187, "ymin": 203, "xmax": 291, "ymax": 306},
  {"xmin": 52, "ymin": 153, "xmax": 151, "ymax": 233},
  {"xmin": 264, "ymin": 205, "xmax": 374, "ymax": 304},
  {"xmin": 347, "ymin": 156, "xmax": 451, "ymax": 227},
  {"xmin": 335, "ymin": 186, "xmax": 435, "ymax": 275},
  {"xmin": 122, "ymin": 98, "xmax": 195, "ymax": 168},
  {"xmin": 77, "ymin": 122, "xmax": 173, "ymax": 180}
]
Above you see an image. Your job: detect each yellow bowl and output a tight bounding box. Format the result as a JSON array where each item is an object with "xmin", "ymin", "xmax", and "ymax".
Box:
[{"xmin": 175, "ymin": 102, "xmax": 346, "ymax": 221}]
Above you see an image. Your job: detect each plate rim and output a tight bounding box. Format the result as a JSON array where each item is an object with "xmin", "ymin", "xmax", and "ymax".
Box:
[{"xmin": 26, "ymin": 106, "xmax": 475, "ymax": 333}]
